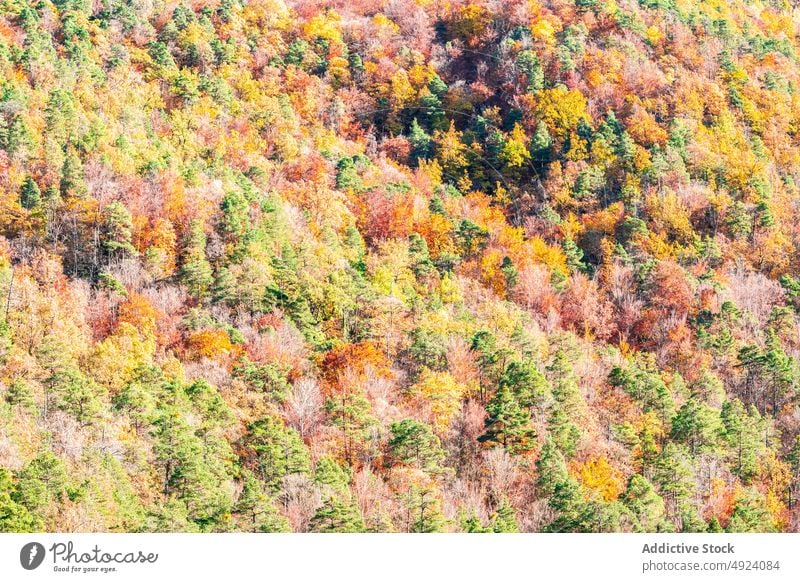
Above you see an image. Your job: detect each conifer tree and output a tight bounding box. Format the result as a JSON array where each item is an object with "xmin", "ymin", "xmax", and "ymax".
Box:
[
  {"xmin": 536, "ymin": 439, "xmax": 570, "ymax": 496},
  {"xmin": 491, "ymin": 497, "xmax": 519, "ymax": 532},
  {"xmin": 13, "ymin": 453, "xmax": 69, "ymax": 516},
  {"xmin": 19, "ymin": 176, "xmax": 41, "ymax": 210},
  {"xmin": 0, "ymin": 115, "xmax": 32, "ymax": 157},
  {"xmin": 233, "ymin": 472, "xmax": 290, "ymax": 532},
  {"xmin": 461, "ymin": 510, "xmax": 491, "ymax": 533},
  {"xmin": 620, "ymin": 475, "xmax": 667, "ymax": 532},
  {"xmin": 4, "ymin": 378, "xmax": 35, "ymax": 411},
  {"xmin": 720, "ymin": 399, "xmax": 764, "ymax": 483},
  {"xmin": 499, "ymin": 359, "xmax": 550, "ymax": 412},
  {"xmin": 0, "ymin": 469, "xmax": 39, "ymax": 532},
  {"xmin": 101, "ymin": 201, "xmax": 137, "ymax": 261},
  {"xmin": 143, "ymin": 499, "xmax": 201, "ymax": 533},
  {"xmin": 403, "ymin": 486, "xmax": 446, "ymax": 533},
  {"xmin": 670, "ymin": 397, "xmax": 721, "ymax": 455},
  {"xmin": 409, "ymin": 118, "xmax": 432, "ymax": 162},
  {"xmin": 241, "ymin": 416, "xmax": 310, "ymax": 492},
  {"xmin": 562, "ymin": 238, "xmax": 586, "ymax": 273},
  {"xmin": 546, "ymin": 351, "xmax": 584, "ymax": 456},
  {"xmin": 180, "ymin": 220, "xmax": 214, "ymax": 300},
  {"xmin": 310, "ymin": 496, "xmax": 365, "ymax": 533},
  {"xmin": 788, "ymin": 436, "xmax": 800, "ymax": 508},
  {"xmin": 479, "ymin": 383, "xmax": 534, "ymax": 454},
  {"xmin": 726, "ymin": 489, "xmax": 777, "ymax": 533},
  {"xmin": 389, "ymin": 419, "xmax": 446, "ymax": 474},
  {"xmin": 548, "ymin": 350, "xmax": 584, "ymax": 416},
  {"xmin": 652, "ymin": 443, "xmax": 695, "ymax": 509},
  {"xmin": 325, "ymin": 387, "xmax": 374, "ymax": 466},
  {"xmin": 314, "ymin": 456, "xmax": 351, "ymax": 493}
]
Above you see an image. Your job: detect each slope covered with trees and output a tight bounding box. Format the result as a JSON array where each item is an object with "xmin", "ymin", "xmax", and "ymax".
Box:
[{"xmin": 2, "ymin": 0, "xmax": 800, "ymax": 532}]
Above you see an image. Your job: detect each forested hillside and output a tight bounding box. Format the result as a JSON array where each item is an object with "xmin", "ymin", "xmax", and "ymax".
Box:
[{"xmin": 2, "ymin": 0, "xmax": 800, "ymax": 532}]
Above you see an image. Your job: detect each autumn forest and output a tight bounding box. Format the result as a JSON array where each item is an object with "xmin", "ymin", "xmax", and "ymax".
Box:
[{"xmin": 2, "ymin": 0, "xmax": 800, "ymax": 533}]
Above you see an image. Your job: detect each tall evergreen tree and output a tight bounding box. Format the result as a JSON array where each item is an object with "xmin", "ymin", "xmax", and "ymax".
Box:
[
  {"xmin": 498, "ymin": 359, "xmax": 550, "ymax": 413},
  {"xmin": 389, "ymin": 419, "xmax": 446, "ymax": 474},
  {"xmin": 180, "ymin": 220, "xmax": 214, "ymax": 300},
  {"xmin": 726, "ymin": 489, "xmax": 777, "ymax": 533},
  {"xmin": 536, "ymin": 438, "xmax": 570, "ymax": 496},
  {"xmin": 19, "ymin": 176, "xmax": 41, "ymax": 210},
  {"xmin": 310, "ymin": 496, "xmax": 365, "ymax": 533},
  {"xmin": 491, "ymin": 497, "xmax": 519, "ymax": 532},
  {"xmin": 404, "ymin": 486, "xmax": 446, "ymax": 533},
  {"xmin": 479, "ymin": 382, "xmax": 535, "ymax": 454},
  {"xmin": 670, "ymin": 397, "xmax": 721, "ymax": 454},
  {"xmin": 241, "ymin": 416, "xmax": 310, "ymax": 492},
  {"xmin": 720, "ymin": 399, "xmax": 764, "ymax": 483},
  {"xmin": 620, "ymin": 474, "xmax": 668, "ymax": 532},
  {"xmin": 652, "ymin": 443, "xmax": 695, "ymax": 512},
  {"xmin": 409, "ymin": 118, "xmax": 432, "ymax": 162},
  {"xmin": 101, "ymin": 201, "xmax": 138, "ymax": 261},
  {"xmin": 233, "ymin": 472, "xmax": 290, "ymax": 532},
  {"xmin": 0, "ymin": 469, "xmax": 39, "ymax": 532}
]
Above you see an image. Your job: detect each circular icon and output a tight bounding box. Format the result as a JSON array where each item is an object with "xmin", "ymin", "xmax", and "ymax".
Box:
[{"xmin": 20, "ymin": 542, "xmax": 46, "ymax": 570}]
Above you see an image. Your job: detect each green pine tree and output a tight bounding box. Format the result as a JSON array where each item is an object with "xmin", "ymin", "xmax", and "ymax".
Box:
[
  {"xmin": 720, "ymin": 399, "xmax": 764, "ymax": 484},
  {"xmin": 652, "ymin": 443, "xmax": 695, "ymax": 510},
  {"xmin": 478, "ymin": 383, "xmax": 535, "ymax": 454},
  {"xmin": 491, "ymin": 497, "xmax": 519, "ymax": 532},
  {"xmin": 233, "ymin": 472, "xmax": 290, "ymax": 532},
  {"xmin": 314, "ymin": 456, "xmax": 351, "ymax": 494},
  {"xmin": 670, "ymin": 397, "xmax": 721, "ymax": 455},
  {"xmin": 726, "ymin": 489, "xmax": 777, "ymax": 533},
  {"xmin": 180, "ymin": 220, "xmax": 214, "ymax": 300},
  {"xmin": 19, "ymin": 176, "xmax": 41, "ymax": 210},
  {"xmin": 536, "ymin": 438, "xmax": 570, "ymax": 496},
  {"xmin": 498, "ymin": 359, "xmax": 550, "ymax": 413},
  {"xmin": 13, "ymin": 452, "xmax": 70, "ymax": 516},
  {"xmin": 310, "ymin": 496, "xmax": 365, "ymax": 533},
  {"xmin": 388, "ymin": 419, "xmax": 446, "ymax": 474},
  {"xmin": 0, "ymin": 469, "xmax": 40, "ymax": 532},
  {"xmin": 403, "ymin": 486, "xmax": 446, "ymax": 533},
  {"xmin": 562, "ymin": 238, "xmax": 586, "ymax": 273},
  {"xmin": 409, "ymin": 118, "xmax": 432, "ymax": 162},
  {"xmin": 241, "ymin": 416, "xmax": 311, "ymax": 492},
  {"xmin": 620, "ymin": 474, "xmax": 667, "ymax": 532},
  {"xmin": 101, "ymin": 201, "xmax": 138, "ymax": 260}
]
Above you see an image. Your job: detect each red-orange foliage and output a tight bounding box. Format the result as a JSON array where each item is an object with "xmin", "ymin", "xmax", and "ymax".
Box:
[
  {"xmin": 118, "ymin": 292, "xmax": 161, "ymax": 335},
  {"xmin": 186, "ymin": 329, "xmax": 238, "ymax": 361},
  {"xmin": 320, "ymin": 341, "xmax": 393, "ymax": 394}
]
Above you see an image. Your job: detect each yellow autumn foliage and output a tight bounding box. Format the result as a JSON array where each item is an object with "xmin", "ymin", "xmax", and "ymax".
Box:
[
  {"xmin": 411, "ymin": 369, "xmax": 467, "ymax": 432},
  {"xmin": 574, "ymin": 456, "xmax": 625, "ymax": 502}
]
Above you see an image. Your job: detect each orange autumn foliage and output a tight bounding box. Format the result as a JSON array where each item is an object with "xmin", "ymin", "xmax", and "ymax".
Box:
[{"xmin": 186, "ymin": 329, "xmax": 238, "ymax": 360}]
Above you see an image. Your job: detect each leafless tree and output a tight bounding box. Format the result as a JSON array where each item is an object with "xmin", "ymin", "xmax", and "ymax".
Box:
[
  {"xmin": 282, "ymin": 473, "xmax": 322, "ymax": 533},
  {"xmin": 484, "ymin": 448, "xmax": 518, "ymax": 501},
  {"xmin": 284, "ymin": 377, "xmax": 324, "ymax": 439}
]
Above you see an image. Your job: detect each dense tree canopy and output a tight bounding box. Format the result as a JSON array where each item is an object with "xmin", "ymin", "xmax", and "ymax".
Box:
[{"xmin": 1, "ymin": 0, "xmax": 800, "ymax": 532}]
